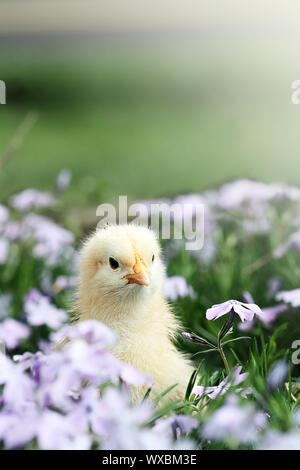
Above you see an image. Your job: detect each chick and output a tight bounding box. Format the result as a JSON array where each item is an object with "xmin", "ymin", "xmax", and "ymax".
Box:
[{"xmin": 74, "ymin": 224, "xmax": 194, "ymax": 402}]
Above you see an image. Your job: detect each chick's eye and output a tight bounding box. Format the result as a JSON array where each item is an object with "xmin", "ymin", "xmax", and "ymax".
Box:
[
  {"xmin": 152, "ymin": 254, "xmax": 155, "ymax": 262},
  {"xmin": 109, "ymin": 257, "xmax": 119, "ymax": 270}
]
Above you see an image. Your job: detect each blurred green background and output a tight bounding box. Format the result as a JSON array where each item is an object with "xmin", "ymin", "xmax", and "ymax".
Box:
[{"xmin": 1, "ymin": 1, "xmax": 300, "ymax": 205}]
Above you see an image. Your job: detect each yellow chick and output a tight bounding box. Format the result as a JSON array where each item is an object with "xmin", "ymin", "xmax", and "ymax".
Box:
[{"xmin": 74, "ymin": 224, "xmax": 194, "ymax": 402}]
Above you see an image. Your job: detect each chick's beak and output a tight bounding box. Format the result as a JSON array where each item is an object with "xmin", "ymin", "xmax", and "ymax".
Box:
[{"xmin": 125, "ymin": 253, "xmax": 150, "ymax": 286}]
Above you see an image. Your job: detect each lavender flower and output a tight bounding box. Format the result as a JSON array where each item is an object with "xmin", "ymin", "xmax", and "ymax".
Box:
[
  {"xmin": 153, "ymin": 415, "xmax": 198, "ymax": 440},
  {"xmin": 267, "ymin": 360, "xmax": 289, "ymax": 392},
  {"xmin": 92, "ymin": 388, "xmax": 195, "ymax": 450},
  {"xmin": 216, "ymin": 179, "xmax": 273, "ymax": 210},
  {"xmin": 0, "ymin": 319, "xmax": 30, "ymax": 349},
  {"xmin": 0, "ymin": 318, "xmax": 196, "ymax": 450},
  {"xmin": 21, "ymin": 214, "xmax": 74, "ymax": 265},
  {"xmin": 267, "ymin": 277, "xmax": 281, "ymax": 296},
  {"xmin": 259, "ymin": 430, "xmax": 300, "ymax": 450},
  {"xmin": 206, "ymin": 299, "xmax": 262, "ymax": 322},
  {"xmin": 55, "ymin": 169, "xmax": 72, "ymax": 193},
  {"xmin": 53, "ymin": 275, "xmax": 77, "ymax": 293},
  {"xmin": 239, "ymin": 305, "xmax": 288, "ymax": 330},
  {"xmin": 276, "ymin": 288, "xmax": 300, "ymax": 308},
  {"xmin": 193, "ymin": 366, "xmax": 250, "ymax": 400},
  {"xmin": 164, "ymin": 276, "xmax": 195, "ymax": 301},
  {"xmin": 9, "ymin": 189, "xmax": 55, "ymax": 211},
  {"xmin": 3, "ymin": 221, "xmax": 22, "ymax": 240},
  {"xmin": 52, "ymin": 319, "xmax": 118, "ymax": 348},
  {"xmin": 36, "ymin": 410, "xmax": 90, "ymax": 450},
  {"xmin": 0, "ymin": 410, "xmax": 39, "ymax": 449},
  {"xmin": 0, "ymin": 319, "xmax": 175, "ymax": 450},
  {"xmin": 120, "ymin": 363, "xmax": 153, "ymax": 389},
  {"xmin": 0, "ymin": 356, "xmax": 36, "ymax": 412},
  {"xmin": 238, "ymin": 292, "xmax": 288, "ymax": 330},
  {"xmin": 24, "ymin": 289, "xmax": 68, "ymax": 329},
  {"xmin": 202, "ymin": 395, "xmax": 266, "ymax": 444}
]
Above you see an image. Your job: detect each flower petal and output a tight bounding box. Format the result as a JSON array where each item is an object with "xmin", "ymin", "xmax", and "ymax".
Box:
[
  {"xmin": 206, "ymin": 301, "xmax": 232, "ymax": 320},
  {"xmin": 233, "ymin": 304, "xmax": 255, "ymax": 322},
  {"xmin": 240, "ymin": 302, "xmax": 262, "ymax": 316}
]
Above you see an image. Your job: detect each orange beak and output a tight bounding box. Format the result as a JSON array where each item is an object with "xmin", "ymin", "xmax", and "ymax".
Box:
[{"xmin": 125, "ymin": 252, "xmax": 150, "ymax": 286}]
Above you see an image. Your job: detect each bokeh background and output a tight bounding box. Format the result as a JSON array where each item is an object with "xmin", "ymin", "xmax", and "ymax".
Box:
[{"xmin": 1, "ymin": 0, "xmax": 300, "ymax": 214}]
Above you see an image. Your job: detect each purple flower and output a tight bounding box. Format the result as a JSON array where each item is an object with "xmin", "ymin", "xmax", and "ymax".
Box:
[
  {"xmin": 0, "ymin": 409, "xmax": 39, "ymax": 448},
  {"xmin": 55, "ymin": 169, "xmax": 72, "ymax": 193},
  {"xmin": 0, "ymin": 360, "xmax": 35, "ymax": 412},
  {"xmin": 276, "ymin": 288, "xmax": 300, "ymax": 308},
  {"xmin": 206, "ymin": 299, "xmax": 262, "ymax": 322},
  {"xmin": 0, "ymin": 319, "xmax": 30, "ymax": 349},
  {"xmin": 215, "ymin": 180, "xmax": 300, "ymax": 212},
  {"xmin": 216, "ymin": 180, "xmax": 272, "ymax": 210},
  {"xmin": 24, "ymin": 289, "xmax": 68, "ymax": 329},
  {"xmin": 260, "ymin": 304, "xmax": 288, "ymax": 325},
  {"xmin": 36, "ymin": 410, "xmax": 90, "ymax": 450},
  {"xmin": 164, "ymin": 276, "xmax": 195, "ymax": 301},
  {"xmin": 120, "ymin": 363, "xmax": 153, "ymax": 389},
  {"xmin": 238, "ymin": 292, "xmax": 288, "ymax": 330},
  {"xmin": 260, "ymin": 430, "xmax": 300, "ymax": 450},
  {"xmin": 0, "ymin": 324, "xmax": 196, "ymax": 450},
  {"xmin": 202, "ymin": 395, "xmax": 266, "ymax": 444},
  {"xmin": 57, "ymin": 340, "xmax": 119, "ymax": 385},
  {"xmin": 153, "ymin": 415, "xmax": 198, "ymax": 439},
  {"xmin": 9, "ymin": 189, "xmax": 55, "ymax": 211},
  {"xmin": 193, "ymin": 366, "xmax": 250, "ymax": 400},
  {"xmin": 3, "ymin": 221, "xmax": 22, "ymax": 240},
  {"xmin": 267, "ymin": 277, "xmax": 281, "ymax": 296},
  {"xmin": 267, "ymin": 360, "xmax": 289, "ymax": 391},
  {"xmin": 21, "ymin": 214, "xmax": 74, "ymax": 265},
  {"xmin": 181, "ymin": 332, "xmax": 193, "ymax": 341},
  {"xmin": 53, "ymin": 275, "xmax": 77, "ymax": 293},
  {"xmin": 239, "ymin": 304, "xmax": 288, "ymax": 330},
  {"xmin": 52, "ymin": 320, "xmax": 118, "ymax": 348},
  {"xmin": 53, "ymin": 325, "xmax": 153, "ymax": 391},
  {"xmin": 89, "ymin": 388, "xmax": 194, "ymax": 450}
]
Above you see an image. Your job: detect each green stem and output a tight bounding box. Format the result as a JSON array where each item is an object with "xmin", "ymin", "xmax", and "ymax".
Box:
[
  {"xmin": 218, "ymin": 343, "xmax": 230, "ymax": 375},
  {"xmin": 217, "ymin": 307, "xmax": 235, "ymax": 374}
]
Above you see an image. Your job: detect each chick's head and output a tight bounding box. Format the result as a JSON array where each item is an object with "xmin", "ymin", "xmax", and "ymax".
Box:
[{"xmin": 79, "ymin": 224, "xmax": 165, "ymax": 304}]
